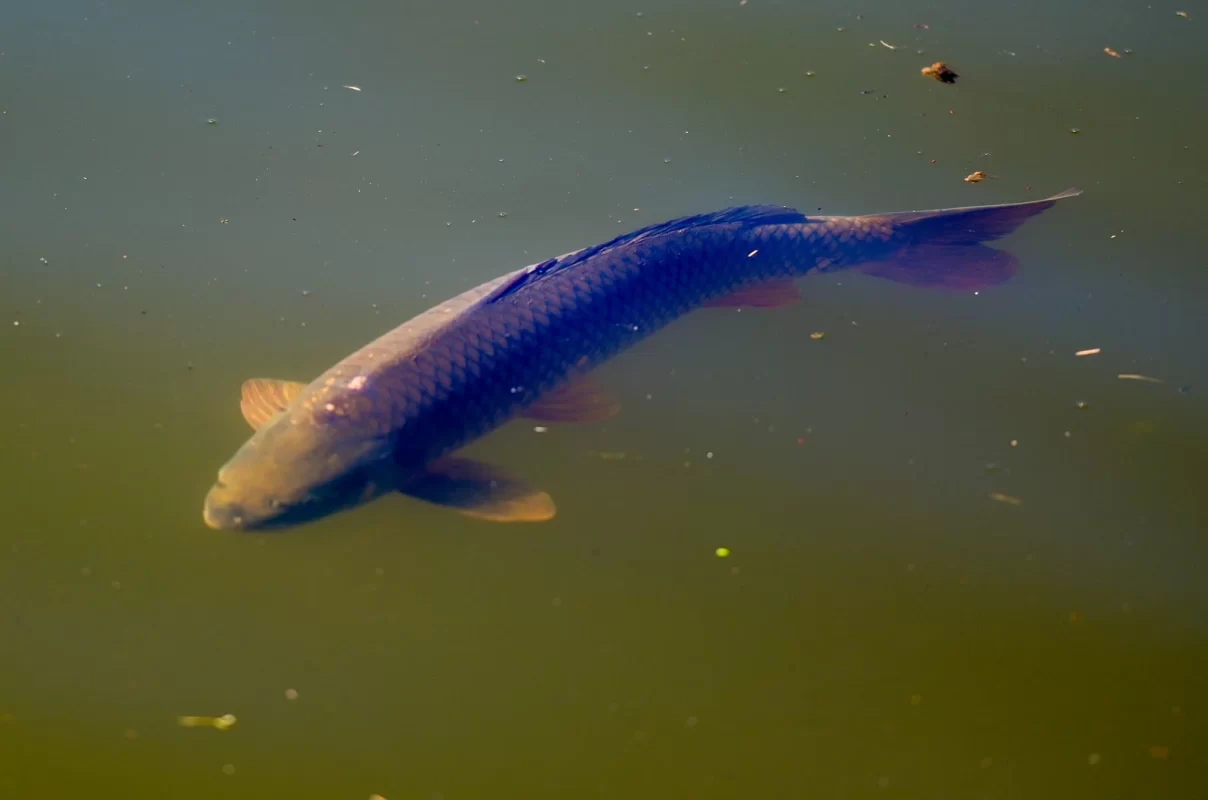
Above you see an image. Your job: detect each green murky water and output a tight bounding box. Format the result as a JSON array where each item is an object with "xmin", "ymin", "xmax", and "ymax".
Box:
[{"xmin": 2, "ymin": 0, "xmax": 1205, "ymax": 797}]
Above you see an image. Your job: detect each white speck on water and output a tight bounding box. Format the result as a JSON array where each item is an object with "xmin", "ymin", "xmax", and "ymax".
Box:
[
  {"xmin": 663, "ymin": 156, "xmax": 672, "ymax": 163},
  {"xmin": 533, "ymin": 426, "xmax": 548, "ymax": 433},
  {"xmin": 706, "ymin": 451, "xmax": 714, "ymax": 459},
  {"xmin": 342, "ymin": 84, "xmax": 362, "ymax": 91},
  {"xmin": 12, "ymin": 321, "xmax": 18, "ymax": 327},
  {"xmin": 284, "ymin": 688, "xmax": 299, "ymax": 700},
  {"xmin": 515, "ymin": 74, "xmax": 528, "ymax": 82},
  {"xmin": 39, "ymin": 257, "xmax": 48, "ymax": 264}
]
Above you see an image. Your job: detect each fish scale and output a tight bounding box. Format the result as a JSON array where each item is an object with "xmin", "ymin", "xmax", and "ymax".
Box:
[{"xmin": 388, "ymin": 219, "xmax": 821, "ymax": 463}]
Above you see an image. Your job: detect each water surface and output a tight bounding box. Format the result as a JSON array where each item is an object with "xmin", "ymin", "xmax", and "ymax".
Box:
[{"xmin": 2, "ymin": 0, "xmax": 1205, "ymax": 797}]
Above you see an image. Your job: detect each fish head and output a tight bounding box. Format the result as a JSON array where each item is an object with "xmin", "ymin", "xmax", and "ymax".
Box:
[{"xmin": 203, "ymin": 409, "xmax": 394, "ymax": 532}]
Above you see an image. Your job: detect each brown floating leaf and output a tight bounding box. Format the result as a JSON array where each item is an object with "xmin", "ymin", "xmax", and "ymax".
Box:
[
  {"xmin": 922, "ymin": 61, "xmax": 958, "ymax": 83},
  {"xmin": 1104, "ymin": 47, "xmax": 1121, "ymax": 58},
  {"xmin": 964, "ymin": 170, "xmax": 988, "ymax": 183}
]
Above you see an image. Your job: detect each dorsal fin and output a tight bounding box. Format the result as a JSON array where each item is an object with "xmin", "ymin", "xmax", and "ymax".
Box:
[{"xmin": 481, "ymin": 205, "xmax": 808, "ymax": 304}]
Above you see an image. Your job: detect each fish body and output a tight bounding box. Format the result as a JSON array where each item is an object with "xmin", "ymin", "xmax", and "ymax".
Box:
[{"xmin": 203, "ymin": 190, "xmax": 1080, "ymax": 531}]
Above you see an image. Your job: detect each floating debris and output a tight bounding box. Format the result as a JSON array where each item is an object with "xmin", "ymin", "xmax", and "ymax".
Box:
[
  {"xmin": 1075, "ymin": 347, "xmax": 1101, "ymax": 357},
  {"xmin": 1176, "ymin": 11, "xmax": 1190, "ymax": 20},
  {"xmin": 809, "ymin": 331, "xmax": 825, "ymax": 340},
  {"xmin": 880, "ymin": 40, "xmax": 898, "ymax": 50},
  {"xmin": 587, "ymin": 450, "xmax": 634, "ymax": 461},
  {"xmin": 1075, "ymin": 401, "xmax": 1090, "ymax": 410},
  {"xmin": 1070, "ymin": 128, "xmax": 1082, "ymax": 134},
  {"xmin": 1104, "ymin": 47, "xmax": 1121, "ymax": 58},
  {"xmin": 342, "ymin": 84, "xmax": 362, "ymax": 92},
  {"xmin": 177, "ymin": 713, "xmax": 237, "ymax": 731},
  {"xmin": 284, "ymin": 688, "xmax": 299, "ymax": 700},
  {"xmin": 921, "ymin": 61, "xmax": 958, "ymax": 83},
  {"xmin": 206, "ymin": 118, "xmax": 218, "ymax": 125},
  {"xmin": 989, "ymin": 492, "xmax": 1022, "ymax": 506},
  {"xmin": 533, "ymin": 426, "xmax": 548, "ymax": 433},
  {"xmin": 964, "ymin": 170, "xmax": 988, "ymax": 183},
  {"xmin": 715, "ymin": 547, "xmax": 731, "ymax": 558},
  {"xmin": 1118, "ymin": 373, "xmax": 1164, "ymax": 383},
  {"xmin": 515, "ymin": 74, "xmax": 528, "ymax": 82}
]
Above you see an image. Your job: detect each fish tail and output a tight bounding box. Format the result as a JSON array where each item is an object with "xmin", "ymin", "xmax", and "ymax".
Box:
[{"xmin": 855, "ymin": 188, "xmax": 1082, "ymax": 291}]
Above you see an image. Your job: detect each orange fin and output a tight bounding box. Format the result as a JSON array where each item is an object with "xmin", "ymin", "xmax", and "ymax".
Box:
[
  {"xmin": 703, "ymin": 278, "xmax": 803, "ymax": 308},
  {"xmin": 856, "ymin": 244, "xmax": 1019, "ymax": 291},
  {"xmin": 240, "ymin": 378, "xmax": 307, "ymax": 430},
  {"xmin": 400, "ymin": 457, "xmax": 556, "ymax": 522},
  {"xmin": 521, "ymin": 377, "xmax": 620, "ymax": 423}
]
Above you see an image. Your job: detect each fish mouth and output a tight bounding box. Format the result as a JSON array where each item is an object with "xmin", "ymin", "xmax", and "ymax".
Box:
[{"xmin": 202, "ymin": 485, "xmax": 250, "ymax": 531}]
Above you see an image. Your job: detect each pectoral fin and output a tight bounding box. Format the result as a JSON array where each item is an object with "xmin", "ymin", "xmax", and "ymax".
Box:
[
  {"xmin": 240, "ymin": 378, "xmax": 308, "ymax": 430},
  {"xmin": 521, "ymin": 377, "xmax": 620, "ymax": 423},
  {"xmin": 400, "ymin": 457, "xmax": 556, "ymax": 522}
]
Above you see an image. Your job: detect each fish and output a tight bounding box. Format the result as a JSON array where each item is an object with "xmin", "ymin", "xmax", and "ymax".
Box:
[{"xmin": 203, "ymin": 188, "xmax": 1082, "ymax": 531}]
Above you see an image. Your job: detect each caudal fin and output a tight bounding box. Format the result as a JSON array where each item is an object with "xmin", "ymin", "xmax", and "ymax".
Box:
[{"xmin": 856, "ymin": 188, "xmax": 1081, "ymax": 290}]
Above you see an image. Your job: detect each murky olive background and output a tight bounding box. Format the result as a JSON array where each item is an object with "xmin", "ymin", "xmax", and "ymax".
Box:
[{"xmin": 2, "ymin": 0, "xmax": 1206, "ymax": 797}]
